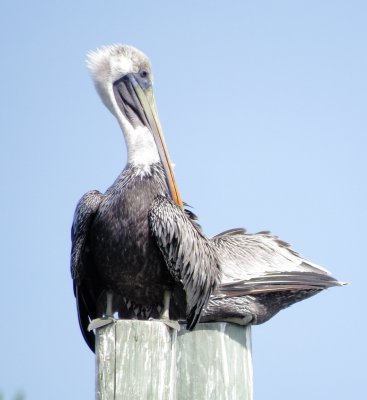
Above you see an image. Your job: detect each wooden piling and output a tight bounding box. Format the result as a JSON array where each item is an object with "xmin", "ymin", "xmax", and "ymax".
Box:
[
  {"xmin": 176, "ymin": 323, "xmax": 253, "ymax": 400},
  {"xmin": 96, "ymin": 320, "xmax": 253, "ymax": 400}
]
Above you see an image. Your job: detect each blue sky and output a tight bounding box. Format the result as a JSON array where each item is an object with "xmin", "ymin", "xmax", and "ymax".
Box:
[{"xmin": 1, "ymin": 1, "xmax": 365, "ymax": 399}]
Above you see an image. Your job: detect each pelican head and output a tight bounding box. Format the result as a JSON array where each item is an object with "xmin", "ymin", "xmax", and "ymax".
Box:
[{"xmin": 87, "ymin": 44, "xmax": 182, "ymax": 208}]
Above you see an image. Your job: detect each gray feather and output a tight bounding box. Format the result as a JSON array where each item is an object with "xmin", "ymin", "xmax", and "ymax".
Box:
[
  {"xmin": 149, "ymin": 195, "xmax": 220, "ymax": 329},
  {"xmin": 71, "ymin": 190, "xmax": 104, "ymax": 352},
  {"xmin": 200, "ymin": 229, "xmax": 344, "ymax": 325}
]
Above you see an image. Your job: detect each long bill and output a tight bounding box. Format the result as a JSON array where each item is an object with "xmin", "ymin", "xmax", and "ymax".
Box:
[{"xmin": 114, "ymin": 75, "xmax": 184, "ymax": 209}]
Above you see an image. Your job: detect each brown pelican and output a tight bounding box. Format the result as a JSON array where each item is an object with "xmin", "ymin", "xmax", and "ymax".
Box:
[{"xmin": 71, "ymin": 44, "xmax": 344, "ymax": 352}]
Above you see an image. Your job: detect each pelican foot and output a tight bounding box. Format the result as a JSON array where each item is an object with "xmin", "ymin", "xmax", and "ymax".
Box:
[
  {"xmin": 88, "ymin": 316, "xmax": 116, "ymax": 331},
  {"xmin": 162, "ymin": 319, "xmax": 180, "ymax": 330},
  {"xmin": 149, "ymin": 318, "xmax": 180, "ymax": 331}
]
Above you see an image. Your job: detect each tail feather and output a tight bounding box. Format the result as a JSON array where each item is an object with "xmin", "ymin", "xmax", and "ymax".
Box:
[
  {"xmin": 76, "ymin": 286, "xmax": 96, "ymax": 353},
  {"xmin": 217, "ymin": 271, "xmax": 345, "ymax": 298}
]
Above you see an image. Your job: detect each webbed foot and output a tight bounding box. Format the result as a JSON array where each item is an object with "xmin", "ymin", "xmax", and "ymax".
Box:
[
  {"xmin": 88, "ymin": 316, "xmax": 116, "ymax": 331},
  {"xmin": 148, "ymin": 317, "xmax": 180, "ymax": 331}
]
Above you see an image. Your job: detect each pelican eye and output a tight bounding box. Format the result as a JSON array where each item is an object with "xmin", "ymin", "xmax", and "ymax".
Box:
[
  {"xmin": 140, "ymin": 69, "xmax": 148, "ymax": 78},
  {"xmin": 135, "ymin": 69, "xmax": 151, "ymax": 90}
]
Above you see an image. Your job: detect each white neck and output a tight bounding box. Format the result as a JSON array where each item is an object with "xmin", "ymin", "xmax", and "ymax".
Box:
[
  {"xmin": 100, "ymin": 84, "xmax": 160, "ymax": 172},
  {"xmin": 123, "ymin": 124, "xmax": 160, "ymax": 169}
]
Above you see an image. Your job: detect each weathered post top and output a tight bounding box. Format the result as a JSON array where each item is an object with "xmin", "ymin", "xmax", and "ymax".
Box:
[{"xmin": 96, "ymin": 320, "xmax": 252, "ymax": 400}]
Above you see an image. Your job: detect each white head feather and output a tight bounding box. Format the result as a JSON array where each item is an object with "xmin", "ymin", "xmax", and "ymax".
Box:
[
  {"xmin": 86, "ymin": 44, "xmax": 151, "ymax": 117},
  {"xmin": 86, "ymin": 44, "xmax": 159, "ymax": 170}
]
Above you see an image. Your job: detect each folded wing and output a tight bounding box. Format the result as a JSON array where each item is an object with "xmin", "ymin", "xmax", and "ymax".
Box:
[
  {"xmin": 149, "ymin": 195, "xmax": 219, "ymax": 329},
  {"xmin": 201, "ymin": 229, "xmax": 344, "ymax": 324},
  {"xmin": 71, "ymin": 190, "xmax": 104, "ymax": 352}
]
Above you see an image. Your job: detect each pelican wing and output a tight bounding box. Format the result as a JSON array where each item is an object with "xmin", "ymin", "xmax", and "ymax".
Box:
[
  {"xmin": 199, "ymin": 229, "xmax": 344, "ymax": 325},
  {"xmin": 218, "ymin": 271, "xmax": 341, "ymax": 296},
  {"xmin": 149, "ymin": 195, "xmax": 219, "ymax": 329},
  {"xmin": 71, "ymin": 190, "xmax": 104, "ymax": 352},
  {"xmin": 212, "ymin": 229, "xmax": 335, "ymax": 282},
  {"xmin": 211, "ymin": 228, "xmax": 343, "ymax": 296}
]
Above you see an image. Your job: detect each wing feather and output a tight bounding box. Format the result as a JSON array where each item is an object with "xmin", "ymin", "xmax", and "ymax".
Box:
[
  {"xmin": 149, "ymin": 195, "xmax": 219, "ymax": 329},
  {"xmin": 212, "ymin": 230, "xmax": 333, "ymax": 284},
  {"xmin": 71, "ymin": 190, "xmax": 104, "ymax": 352},
  {"xmin": 203, "ymin": 229, "xmax": 344, "ymax": 324}
]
